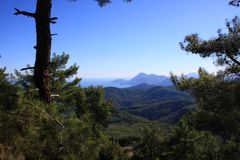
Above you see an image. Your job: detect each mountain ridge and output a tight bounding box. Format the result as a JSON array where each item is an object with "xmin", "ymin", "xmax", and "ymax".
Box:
[
  {"xmin": 110, "ymin": 72, "xmax": 172, "ymax": 87},
  {"xmin": 110, "ymin": 72, "xmax": 198, "ymax": 87}
]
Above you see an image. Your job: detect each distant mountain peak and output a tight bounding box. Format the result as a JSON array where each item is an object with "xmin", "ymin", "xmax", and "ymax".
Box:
[
  {"xmin": 135, "ymin": 72, "xmax": 148, "ymax": 77},
  {"xmin": 138, "ymin": 72, "xmax": 147, "ymax": 75},
  {"xmin": 110, "ymin": 72, "xmax": 172, "ymax": 87},
  {"xmin": 136, "ymin": 72, "xmax": 157, "ymax": 76},
  {"xmin": 110, "ymin": 72, "xmax": 197, "ymax": 88}
]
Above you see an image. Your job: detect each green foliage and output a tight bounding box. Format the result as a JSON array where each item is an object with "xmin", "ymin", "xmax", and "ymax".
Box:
[
  {"xmin": 110, "ymin": 111, "xmax": 150, "ymax": 125},
  {"xmin": 75, "ymin": 87, "xmax": 114, "ymax": 125},
  {"xmin": 133, "ymin": 119, "xmax": 222, "ymax": 160},
  {"xmin": 0, "ymin": 97, "xmax": 117, "ymax": 159},
  {"xmin": 3, "ymin": 2, "xmax": 240, "ymax": 159},
  {"xmin": 14, "ymin": 53, "xmax": 114, "ymax": 125},
  {"xmin": 166, "ymin": 119, "xmax": 221, "ymax": 160},
  {"xmin": 105, "ymin": 86, "xmax": 194, "ymax": 123},
  {"xmin": 0, "ymin": 54, "xmax": 118, "ymax": 159},
  {"xmin": 105, "ymin": 86, "xmax": 192, "ymax": 109},
  {"xmin": 122, "ymin": 99, "xmax": 194, "ymax": 123},
  {"xmin": 171, "ymin": 70, "xmax": 240, "ymax": 159},
  {"xmin": 106, "ymin": 123, "xmax": 147, "ymax": 145},
  {"xmin": 133, "ymin": 123, "xmax": 168, "ymax": 160},
  {"xmin": 172, "ymin": 68, "xmax": 240, "ymax": 137},
  {"xmin": 0, "ymin": 99, "xmax": 62, "ymax": 159},
  {"xmin": 170, "ymin": 5, "xmax": 240, "ymax": 159},
  {"xmin": 59, "ymin": 115, "xmax": 108, "ymax": 160},
  {"xmin": 99, "ymin": 140, "xmax": 130, "ymax": 160},
  {"xmin": 14, "ymin": 52, "xmax": 81, "ymax": 103},
  {"xmin": 180, "ymin": 16, "xmax": 240, "ymax": 76},
  {"xmin": 0, "ymin": 67, "xmax": 19, "ymax": 110},
  {"xmin": 50, "ymin": 53, "xmax": 81, "ymax": 103}
]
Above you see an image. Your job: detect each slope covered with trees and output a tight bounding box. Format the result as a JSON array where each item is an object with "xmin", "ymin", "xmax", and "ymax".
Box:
[{"xmin": 105, "ymin": 85, "xmax": 194, "ymax": 123}]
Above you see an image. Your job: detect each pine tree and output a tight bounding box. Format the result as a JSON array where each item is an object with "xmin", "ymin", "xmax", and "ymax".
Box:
[
  {"xmin": 14, "ymin": 53, "xmax": 80, "ymax": 103},
  {"xmin": 0, "ymin": 57, "xmax": 116, "ymax": 159},
  {"xmin": 0, "ymin": 67, "xmax": 18, "ymax": 111},
  {"xmin": 180, "ymin": 16, "xmax": 240, "ymax": 76},
  {"xmin": 170, "ymin": 2, "xmax": 240, "ymax": 159},
  {"xmin": 14, "ymin": 0, "xmax": 132, "ymax": 103}
]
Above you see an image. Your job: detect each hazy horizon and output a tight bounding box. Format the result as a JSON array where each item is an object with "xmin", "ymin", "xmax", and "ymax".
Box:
[
  {"xmin": 79, "ymin": 71, "xmax": 200, "ymax": 80},
  {"xmin": 79, "ymin": 71, "xmax": 200, "ymax": 87}
]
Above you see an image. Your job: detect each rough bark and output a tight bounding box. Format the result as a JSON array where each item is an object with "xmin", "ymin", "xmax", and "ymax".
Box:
[
  {"xmin": 34, "ymin": 0, "xmax": 52, "ymax": 103},
  {"xmin": 15, "ymin": 0, "xmax": 54, "ymax": 103}
]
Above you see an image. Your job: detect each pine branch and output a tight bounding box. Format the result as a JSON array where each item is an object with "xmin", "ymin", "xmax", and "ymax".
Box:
[
  {"xmin": 14, "ymin": 8, "xmax": 35, "ymax": 18},
  {"xmin": 229, "ymin": 0, "xmax": 240, "ymax": 7},
  {"xmin": 226, "ymin": 53, "xmax": 240, "ymax": 66}
]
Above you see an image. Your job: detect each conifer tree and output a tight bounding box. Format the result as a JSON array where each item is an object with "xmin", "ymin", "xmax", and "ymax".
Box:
[
  {"xmin": 0, "ymin": 59, "xmax": 116, "ymax": 159},
  {"xmin": 14, "ymin": 53, "xmax": 80, "ymax": 102},
  {"xmin": 169, "ymin": 2, "xmax": 240, "ymax": 159},
  {"xmin": 14, "ymin": 0, "xmax": 131, "ymax": 103},
  {"xmin": 180, "ymin": 16, "xmax": 240, "ymax": 76}
]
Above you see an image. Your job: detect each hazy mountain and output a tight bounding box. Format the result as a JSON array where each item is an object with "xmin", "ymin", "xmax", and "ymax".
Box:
[
  {"xmin": 111, "ymin": 79, "xmax": 128, "ymax": 85},
  {"xmin": 128, "ymin": 73, "xmax": 169, "ymax": 86},
  {"xmin": 80, "ymin": 72, "xmax": 198, "ymax": 88},
  {"xmin": 111, "ymin": 72, "xmax": 172, "ymax": 87},
  {"xmin": 156, "ymin": 78, "xmax": 173, "ymax": 86}
]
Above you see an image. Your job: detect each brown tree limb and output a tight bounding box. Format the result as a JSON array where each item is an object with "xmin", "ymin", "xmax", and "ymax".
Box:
[{"xmin": 14, "ymin": 8, "xmax": 36, "ymax": 18}]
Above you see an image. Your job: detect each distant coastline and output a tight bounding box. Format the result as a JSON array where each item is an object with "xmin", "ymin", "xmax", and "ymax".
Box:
[{"xmin": 80, "ymin": 72, "xmax": 198, "ymax": 88}]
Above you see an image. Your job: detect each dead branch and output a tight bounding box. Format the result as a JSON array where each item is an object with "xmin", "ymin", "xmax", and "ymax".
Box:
[
  {"xmin": 51, "ymin": 34, "xmax": 58, "ymax": 36},
  {"xmin": 50, "ymin": 17, "xmax": 58, "ymax": 24},
  {"xmin": 14, "ymin": 8, "xmax": 35, "ymax": 18},
  {"xmin": 20, "ymin": 67, "xmax": 35, "ymax": 71}
]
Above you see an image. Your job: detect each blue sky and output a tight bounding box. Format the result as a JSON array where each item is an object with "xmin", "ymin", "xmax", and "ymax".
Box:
[{"xmin": 0, "ymin": 0, "xmax": 239, "ymax": 79}]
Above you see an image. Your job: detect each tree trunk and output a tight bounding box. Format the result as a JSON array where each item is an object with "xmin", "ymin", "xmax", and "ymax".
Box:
[{"xmin": 34, "ymin": 0, "xmax": 52, "ymax": 103}]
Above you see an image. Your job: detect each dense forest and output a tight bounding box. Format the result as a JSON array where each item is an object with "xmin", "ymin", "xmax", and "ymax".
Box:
[{"xmin": 0, "ymin": 0, "xmax": 240, "ymax": 159}]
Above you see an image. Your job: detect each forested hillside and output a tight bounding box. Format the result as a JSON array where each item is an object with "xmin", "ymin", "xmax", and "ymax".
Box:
[{"xmin": 105, "ymin": 85, "xmax": 195, "ymax": 123}]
